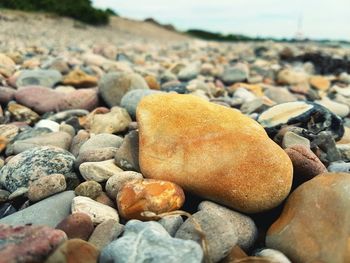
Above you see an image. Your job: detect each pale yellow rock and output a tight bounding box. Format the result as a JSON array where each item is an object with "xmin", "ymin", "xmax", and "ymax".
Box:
[{"xmin": 137, "ymin": 93, "xmax": 293, "ymax": 213}]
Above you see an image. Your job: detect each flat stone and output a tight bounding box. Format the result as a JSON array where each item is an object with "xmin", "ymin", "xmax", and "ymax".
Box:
[
  {"xmin": 266, "ymin": 173, "xmax": 350, "ymax": 263},
  {"xmin": 137, "ymin": 93, "xmax": 293, "ymax": 213},
  {"xmin": 62, "ymin": 69, "xmax": 98, "ymax": 88},
  {"xmin": 88, "ymin": 219, "xmax": 124, "ymax": 250},
  {"xmin": 99, "ymin": 220, "xmax": 203, "ymax": 263},
  {"xmin": 175, "ymin": 210, "xmax": 237, "ymax": 262},
  {"xmin": 71, "ymin": 196, "xmax": 119, "ymax": 224},
  {"xmin": 198, "ymin": 201, "xmax": 257, "ymax": 250},
  {"xmin": 282, "ymin": 131, "xmax": 311, "ymax": 149},
  {"xmin": 79, "ymin": 159, "xmax": 123, "ymax": 182},
  {"xmin": 28, "ymin": 174, "xmax": 67, "ymax": 202},
  {"xmin": 8, "ymin": 102, "xmax": 40, "ymax": 124},
  {"xmin": 0, "ymin": 191, "xmax": 75, "ymax": 227},
  {"xmin": 16, "ymin": 69, "xmax": 62, "ymax": 88},
  {"xmin": 0, "ymin": 146, "xmax": 75, "ymax": 193},
  {"xmin": 0, "ymin": 224, "xmax": 66, "ymax": 263}
]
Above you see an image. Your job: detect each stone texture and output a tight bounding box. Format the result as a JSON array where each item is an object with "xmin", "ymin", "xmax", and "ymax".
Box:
[
  {"xmin": 137, "ymin": 93, "xmax": 293, "ymax": 213},
  {"xmin": 106, "ymin": 171, "xmax": 143, "ymax": 199},
  {"xmin": 175, "ymin": 210, "xmax": 237, "ymax": 263},
  {"xmin": 11, "ymin": 131, "xmax": 72, "ymax": 155},
  {"xmin": 285, "ymin": 145, "xmax": 327, "ymax": 186},
  {"xmin": 159, "ymin": 215, "xmax": 183, "ymax": 237},
  {"xmin": 117, "ymin": 179, "xmax": 185, "ymax": 220},
  {"xmin": 0, "ymin": 146, "xmax": 75, "ymax": 193},
  {"xmin": 16, "ymin": 69, "xmax": 62, "ymax": 88},
  {"xmin": 62, "ymin": 69, "xmax": 98, "ymax": 88},
  {"xmin": 79, "ymin": 159, "xmax": 123, "ymax": 182},
  {"xmin": 80, "ymin": 107, "xmax": 131, "ymax": 134},
  {"xmin": 115, "ymin": 130, "xmax": 140, "ymax": 171},
  {"xmin": 88, "ymin": 219, "xmax": 124, "ymax": 250},
  {"xmin": 198, "ymin": 201, "xmax": 257, "ymax": 250},
  {"xmin": 28, "ymin": 173, "xmax": 67, "ymax": 202},
  {"xmin": 45, "ymin": 239, "xmax": 99, "ymax": 263},
  {"xmin": 309, "ymin": 75, "xmax": 330, "ymax": 91},
  {"xmin": 75, "ymin": 181, "xmax": 103, "ymax": 199},
  {"xmin": 99, "ymin": 220, "xmax": 203, "ymax": 263},
  {"xmin": 0, "ymin": 191, "xmax": 75, "ymax": 227},
  {"xmin": 282, "ymin": 131, "xmax": 311, "ymax": 149},
  {"xmin": 0, "ymin": 224, "xmax": 67, "ymax": 263},
  {"xmin": 71, "ymin": 196, "xmax": 119, "ymax": 224},
  {"xmin": 8, "ymin": 102, "xmax": 40, "ymax": 124},
  {"xmin": 266, "ymin": 173, "xmax": 350, "ymax": 263},
  {"xmin": 99, "ymin": 72, "xmax": 149, "ymax": 107},
  {"xmin": 56, "ymin": 212, "xmax": 94, "ymax": 241}
]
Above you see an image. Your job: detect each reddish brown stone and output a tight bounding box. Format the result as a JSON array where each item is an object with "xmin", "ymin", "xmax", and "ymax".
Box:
[
  {"xmin": 56, "ymin": 212, "xmax": 94, "ymax": 241},
  {"xmin": 117, "ymin": 179, "xmax": 185, "ymax": 220},
  {"xmin": 0, "ymin": 224, "xmax": 66, "ymax": 263}
]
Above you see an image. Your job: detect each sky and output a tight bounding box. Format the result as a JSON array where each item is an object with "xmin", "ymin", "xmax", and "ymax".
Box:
[{"xmin": 92, "ymin": 0, "xmax": 350, "ymax": 40}]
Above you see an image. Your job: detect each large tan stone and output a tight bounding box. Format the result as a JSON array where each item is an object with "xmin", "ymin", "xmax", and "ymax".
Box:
[
  {"xmin": 137, "ymin": 93, "xmax": 293, "ymax": 213},
  {"xmin": 266, "ymin": 173, "xmax": 350, "ymax": 263}
]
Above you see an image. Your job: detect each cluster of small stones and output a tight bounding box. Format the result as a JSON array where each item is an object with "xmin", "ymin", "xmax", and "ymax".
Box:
[{"xmin": 1, "ymin": 10, "xmax": 350, "ymax": 263}]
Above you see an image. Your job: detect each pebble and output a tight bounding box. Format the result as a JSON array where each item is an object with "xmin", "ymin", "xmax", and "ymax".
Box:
[
  {"xmin": 222, "ymin": 63, "xmax": 249, "ymax": 84},
  {"xmin": 45, "ymin": 239, "xmax": 99, "ymax": 263},
  {"xmin": 79, "ymin": 159, "xmax": 123, "ymax": 182},
  {"xmin": 99, "ymin": 72, "xmax": 149, "ymax": 107},
  {"xmin": 88, "ymin": 219, "xmax": 124, "ymax": 250},
  {"xmin": 75, "ymin": 181, "xmax": 103, "ymax": 199},
  {"xmin": 137, "ymin": 93, "xmax": 292, "ymax": 213},
  {"xmin": 117, "ymin": 179, "xmax": 185, "ymax": 220},
  {"xmin": 309, "ymin": 75, "xmax": 330, "ymax": 91},
  {"xmin": 7, "ymin": 102, "xmax": 40, "ymax": 124},
  {"xmin": 285, "ymin": 145, "xmax": 327, "ymax": 186},
  {"xmin": 266, "ymin": 173, "xmax": 350, "ymax": 263},
  {"xmin": 327, "ymin": 161, "xmax": 350, "ymax": 173},
  {"xmin": 158, "ymin": 215, "xmax": 184, "ymax": 237},
  {"xmin": 80, "ymin": 106, "xmax": 131, "ymax": 134},
  {"xmin": 27, "ymin": 173, "xmax": 67, "ymax": 202},
  {"xmin": 198, "ymin": 201, "xmax": 258, "ymax": 250},
  {"xmin": 315, "ymin": 97, "xmax": 350, "ymax": 117},
  {"xmin": 71, "ymin": 196, "xmax": 119, "ymax": 224},
  {"xmin": 175, "ymin": 210, "xmax": 237, "ymax": 263},
  {"xmin": 282, "ymin": 131, "xmax": 311, "ymax": 149},
  {"xmin": 0, "ymin": 146, "xmax": 75, "ymax": 193},
  {"xmin": 120, "ymin": 89, "xmax": 161, "ymax": 118},
  {"xmin": 115, "ymin": 130, "xmax": 140, "ymax": 171},
  {"xmin": 62, "ymin": 68, "xmax": 98, "ymax": 88},
  {"xmin": 0, "ymin": 191, "xmax": 75, "ymax": 227},
  {"xmin": 56, "ymin": 212, "xmax": 94, "ymax": 241},
  {"xmin": 0, "ymin": 224, "xmax": 66, "ymax": 263},
  {"xmin": 16, "ymin": 69, "xmax": 62, "ymax": 88},
  {"xmin": 254, "ymin": 249, "xmax": 291, "ymax": 263},
  {"xmin": 0, "ymin": 86, "xmax": 15, "ymax": 104},
  {"xmin": 99, "ymin": 220, "xmax": 203, "ymax": 263},
  {"xmin": 106, "ymin": 171, "xmax": 143, "ymax": 199}
]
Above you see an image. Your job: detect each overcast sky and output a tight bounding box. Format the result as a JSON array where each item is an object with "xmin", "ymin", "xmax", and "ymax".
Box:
[{"xmin": 93, "ymin": 0, "xmax": 350, "ymax": 40}]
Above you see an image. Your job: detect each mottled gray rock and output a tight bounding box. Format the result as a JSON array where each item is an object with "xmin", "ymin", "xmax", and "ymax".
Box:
[
  {"xmin": 178, "ymin": 63, "xmax": 200, "ymax": 81},
  {"xmin": 327, "ymin": 161, "xmax": 350, "ymax": 173},
  {"xmin": 0, "ymin": 146, "xmax": 75, "ymax": 193},
  {"xmin": 99, "ymin": 72, "xmax": 149, "ymax": 107},
  {"xmin": 16, "ymin": 69, "xmax": 62, "ymax": 88},
  {"xmin": 88, "ymin": 219, "xmax": 124, "ymax": 250},
  {"xmin": 175, "ymin": 210, "xmax": 237, "ymax": 263},
  {"xmin": 159, "ymin": 215, "xmax": 183, "ymax": 237},
  {"xmin": 0, "ymin": 191, "xmax": 75, "ymax": 227},
  {"xmin": 120, "ymin": 89, "xmax": 161, "ymax": 118},
  {"xmin": 99, "ymin": 220, "xmax": 203, "ymax": 263},
  {"xmin": 198, "ymin": 201, "xmax": 258, "ymax": 250},
  {"xmin": 115, "ymin": 130, "xmax": 140, "ymax": 172},
  {"xmin": 222, "ymin": 64, "xmax": 249, "ymax": 84},
  {"xmin": 27, "ymin": 174, "xmax": 67, "ymax": 202},
  {"xmin": 74, "ymin": 181, "xmax": 102, "ymax": 199}
]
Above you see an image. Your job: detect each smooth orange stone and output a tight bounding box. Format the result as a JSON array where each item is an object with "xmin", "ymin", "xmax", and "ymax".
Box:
[
  {"xmin": 117, "ymin": 179, "xmax": 185, "ymax": 220},
  {"xmin": 229, "ymin": 83, "xmax": 264, "ymax": 96},
  {"xmin": 309, "ymin": 75, "xmax": 330, "ymax": 91}
]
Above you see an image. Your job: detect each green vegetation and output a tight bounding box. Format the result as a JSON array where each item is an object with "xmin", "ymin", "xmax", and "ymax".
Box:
[
  {"xmin": 0, "ymin": 0, "xmax": 113, "ymax": 25},
  {"xmin": 186, "ymin": 29, "xmax": 256, "ymax": 42}
]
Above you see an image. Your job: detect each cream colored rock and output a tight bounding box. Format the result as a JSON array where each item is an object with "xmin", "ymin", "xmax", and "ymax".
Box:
[
  {"xmin": 79, "ymin": 159, "xmax": 123, "ymax": 182},
  {"xmin": 137, "ymin": 93, "xmax": 293, "ymax": 213},
  {"xmin": 71, "ymin": 196, "xmax": 119, "ymax": 224}
]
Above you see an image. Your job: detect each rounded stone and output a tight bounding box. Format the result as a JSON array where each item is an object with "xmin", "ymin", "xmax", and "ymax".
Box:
[
  {"xmin": 74, "ymin": 181, "xmax": 103, "ymax": 200},
  {"xmin": 106, "ymin": 171, "xmax": 143, "ymax": 199},
  {"xmin": 88, "ymin": 219, "xmax": 124, "ymax": 250},
  {"xmin": 117, "ymin": 179, "xmax": 185, "ymax": 220},
  {"xmin": 56, "ymin": 212, "xmax": 94, "ymax": 241},
  {"xmin": 28, "ymin": 174, "xmax": 67, "ymax": 202},
  {"xmin": 0, "ymin": 146, "xmax": 75, "ymax": 193},
  {"xmin": 45, "ymin": 239, "xmax": 99, "ymax": 263},
  {"xmin": 99, "ymin": 72, "xmax": 149, "ymax": 107},
  {"xmin": 79, "ymin": 159, "xmax": 123, "ymax": 182}
]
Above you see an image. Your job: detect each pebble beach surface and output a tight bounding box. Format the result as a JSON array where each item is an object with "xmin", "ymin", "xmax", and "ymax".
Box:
[{"xmin": 1, "ymin": 10, "xmax": 350, "ymax": 263}]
